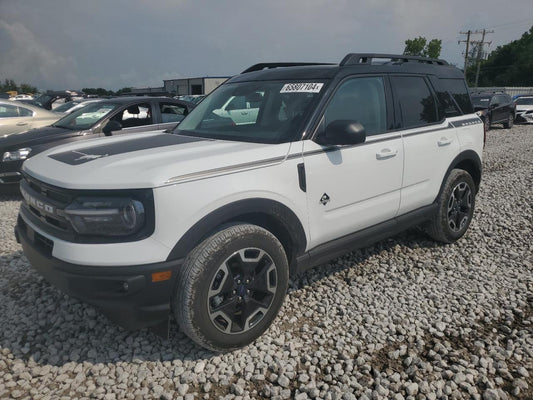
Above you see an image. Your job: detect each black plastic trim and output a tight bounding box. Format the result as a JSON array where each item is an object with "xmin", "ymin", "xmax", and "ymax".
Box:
[
  {"xmin": 166, "ymin": 198, "xmax": 307, "ymax": 267},
  {"xmin": 297, "ymin": 163, "xmax": 306, "ymax": 192},
  {"xmin": 15, "ymin": 222, "xmax": 182, "ymax": 331},
  {"xmin": 295, "ymin": 204, "xmax": 437, "ymax": 274}
]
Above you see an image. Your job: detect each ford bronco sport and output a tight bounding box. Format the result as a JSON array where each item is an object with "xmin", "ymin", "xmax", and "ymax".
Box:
[{"xmin": 15, "ymin": 54, "xmax": 484, "ymax": 351}]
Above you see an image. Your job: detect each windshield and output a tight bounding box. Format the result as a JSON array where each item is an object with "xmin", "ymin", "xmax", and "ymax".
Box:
[
  {"xmin": 53, "ymin": 102, "xmax": 119, "ymax": 130},
  {"xmin": 471, "ymin": 96, "xmax": 491, "ymax": 108},
  {"xmin": 175, "ymin": 80, "xmax": 326, "ymax": 143},
  {"xmin": 32, "ymin": 94, "xmax": 54, "ymax": 107},
  {"xmin": 53, "ymin": 101, "xmax": 81, "ymax": 113},
  {"xmin": 515, "ymin": 97, "xmax": 533, "ymax": 105}
]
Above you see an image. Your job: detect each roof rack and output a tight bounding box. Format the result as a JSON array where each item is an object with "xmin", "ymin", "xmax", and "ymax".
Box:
[
  {"xmin": 241, "ymin": 62, "xmax": 334, "ymax": 74},
  {"xmin": 340, "ymin": 53, "xmax": 449, "ymax": 66}
]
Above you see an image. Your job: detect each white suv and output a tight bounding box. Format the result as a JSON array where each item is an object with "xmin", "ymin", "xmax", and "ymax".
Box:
[{"xmin": 15, "ymin": 54, "xmax": 484, "ymax": 351}]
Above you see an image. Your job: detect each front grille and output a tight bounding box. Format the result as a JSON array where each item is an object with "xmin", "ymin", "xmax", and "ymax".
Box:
[{"xmin": 20, "ymin": 175, "xmax": 74, "ymax": 234}]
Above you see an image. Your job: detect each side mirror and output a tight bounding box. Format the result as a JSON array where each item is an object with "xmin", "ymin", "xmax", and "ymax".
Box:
[
  {"xmin": 102, "ymin": 120, "xmax": 122, "ymax": 136},
  {"xmin": 315, "ymin": 120, "xmax": 366, "ymax": 146},
  {"xmin": 490, "ymin": 103, "xmax": 499, "ymax": 109}
]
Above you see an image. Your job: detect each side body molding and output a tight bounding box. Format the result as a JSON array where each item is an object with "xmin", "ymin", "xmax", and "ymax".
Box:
[{"xmin": 165, "ymin": 198, "xmax": 307, "ymax": 271}]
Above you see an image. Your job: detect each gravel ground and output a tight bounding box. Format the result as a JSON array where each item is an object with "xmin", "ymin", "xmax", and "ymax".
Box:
[{"xmin": 0, "ymin": 124, "xmax": 531, "ymax": 400}]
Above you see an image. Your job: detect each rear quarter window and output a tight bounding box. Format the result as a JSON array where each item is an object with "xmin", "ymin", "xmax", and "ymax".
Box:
[{"xmin": 436, "ymin": 78, "xmax": 474, "ymax": 115}]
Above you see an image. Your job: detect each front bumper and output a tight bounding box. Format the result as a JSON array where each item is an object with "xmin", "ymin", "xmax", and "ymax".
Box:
[
  {"xmin": 15, "ymin": 216, "xmax": 182, "ymax": 331},
  {"xmin": 515, "ymin": 111, "xmax": 533, "ymax": 123}
]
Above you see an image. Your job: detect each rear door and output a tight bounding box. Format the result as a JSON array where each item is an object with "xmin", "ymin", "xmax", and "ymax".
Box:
[{"xmin": 391, "ymin": 75, "xmax": 460, "ymax": 215}]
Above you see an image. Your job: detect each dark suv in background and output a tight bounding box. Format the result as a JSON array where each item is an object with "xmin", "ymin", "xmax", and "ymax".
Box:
[{"xmin": 471, "ymin": 91, "xmax": 515, "ymax": 130}]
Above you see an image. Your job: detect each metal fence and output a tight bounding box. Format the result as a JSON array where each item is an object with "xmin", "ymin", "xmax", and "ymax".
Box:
[{"xmin": 470, "ymin": 87, "xmax": 533, "ymax": 97}]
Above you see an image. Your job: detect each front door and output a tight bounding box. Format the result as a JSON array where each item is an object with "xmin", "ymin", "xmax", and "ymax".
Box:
[{"xmin": 304, "ymin": 76, "xmax": 403, "ymax": 249}]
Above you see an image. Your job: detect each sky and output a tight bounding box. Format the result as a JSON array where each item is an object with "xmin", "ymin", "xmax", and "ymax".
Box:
[{"xmin": 0, "ymin": 0, "xmax": 532, "ymax": 91}]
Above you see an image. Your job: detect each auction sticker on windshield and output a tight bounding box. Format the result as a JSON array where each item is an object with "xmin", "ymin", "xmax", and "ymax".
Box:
[{"xmin": 280, "ymin": 83, "xmax": 323, "ymax": 93}]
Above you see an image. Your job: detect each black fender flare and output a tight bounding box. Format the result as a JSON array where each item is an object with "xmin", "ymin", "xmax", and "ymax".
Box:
[
  {"xmin": 166, "ymin": 198, "xmax": 307, "ymax": 267},
  {"xmin": 434, "ymin": 150, "xmax": 482, "ymax": 203}
]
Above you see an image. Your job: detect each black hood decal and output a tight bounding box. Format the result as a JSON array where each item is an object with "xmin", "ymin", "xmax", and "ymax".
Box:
[{"xmin": 49, "ymin": 134, "xmax": 205, "ymax": 165}]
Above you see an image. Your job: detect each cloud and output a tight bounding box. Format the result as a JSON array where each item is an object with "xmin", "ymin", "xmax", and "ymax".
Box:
[{"xmin": 0, "ymin": 20, "xmax": 79, "ymax": 90}]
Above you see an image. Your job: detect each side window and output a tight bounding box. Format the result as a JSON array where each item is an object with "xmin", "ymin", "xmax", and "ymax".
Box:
[
  {"xmin": 113, "ymin": 103, "xmax": 153, "ymax": 128},
  {"xmin": 0, "ymin": 104, "xmax": 20, "ymax": 118},
  {"xmin": 160, "ymin": 102, "xmax": 187, "ymax": 123},
  {"xmin": 226, "ymin": 96, "xmax": 247, "ymax": 111},
  {"xmin": 391, "ymin": 76, "xmax": 439, "ymax": 128},
  {"xmin": 445, "ymin": 79, "xmax": 473, "ymax": 114},
  {"xmin": 17, "ymin": 107, "xmax": 33, "ymax": 117},
  {"xmin": 323, "ymin": 76, "xmax": 387, "ymax": 135}
]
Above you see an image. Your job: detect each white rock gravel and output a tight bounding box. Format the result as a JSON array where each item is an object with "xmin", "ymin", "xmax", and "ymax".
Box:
[{"xmin": 0, "ymin": 124, "xmax": 532, "ymax": 399}]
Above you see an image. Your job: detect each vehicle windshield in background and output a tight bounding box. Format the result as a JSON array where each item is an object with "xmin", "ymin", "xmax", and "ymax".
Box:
[
  {"xmin": 515, "ymin": 97, "xmax": 533, "ymax": 105},
  {"xmin": 52, "ymin": 103, "xmax": 119, "ymax": 131},
  {"xmin": 176, "ymin": 81, "xmax": 326, "ymax": 143},
  {"xmin": 471, "ymin": 96, "xmax": 491, "ymax": 108},
  {"xmin": 53, "ymin": 101, "xmax": 81, "ymax": 113}
]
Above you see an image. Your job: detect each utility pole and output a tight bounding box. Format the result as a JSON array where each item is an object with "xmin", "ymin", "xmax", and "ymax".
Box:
[
  {"xmin": 458, "ymin": 30, "xmax": 472, "ymax": 76},
  {"xmin": 474, "ymin": 29, "xmax": 493, "ymax": 87}
]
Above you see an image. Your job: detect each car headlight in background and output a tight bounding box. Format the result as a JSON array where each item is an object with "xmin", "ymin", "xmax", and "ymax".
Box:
[
  {"xmin": 2, "ymin": 148, "xmax": 32, "ymax": 162},
  {"xmin": 64, "ymin": 197, "xmax": 145, "ymax": 236}
]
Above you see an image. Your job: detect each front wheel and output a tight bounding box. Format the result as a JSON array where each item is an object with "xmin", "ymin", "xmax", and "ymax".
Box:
[
  {"xmin": 173, "ymin": 224, "xmax": 289, "ymax": 352},
  {"xmin": 426, "ymin": 169, "xmax": 476, "ymax": 243}
]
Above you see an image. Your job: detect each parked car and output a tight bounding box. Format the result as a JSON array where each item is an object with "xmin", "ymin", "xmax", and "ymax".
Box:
[
  {"xmin": 175, "ymin": 95, "xmax": 206, "ymax": 104},
  {"xmin": 0, "ymin": 97, "xmax": 194, "ymax": 186},
  {"xmin": 15, "ymin": 54, "xmax": 483, "ymax": 351},
  {"xmin": 513, "ymin": 95, "xmax": 533, "ymax": 123},
  {"xmin": 470, "ymin": 91, "xmax": 515, "ymax": 130},
  {"xmin": 53, "ymin": 99, "xmax": 103, "ymax": 115},
  {"xmin": 0, "ymin": 99, "xmax": 60, "ymax": 137},
  {"xmin": 11, "ymin": 94, "xmax": 34, "ymax": 101},
  {"xmin": 18, "ymin": 91, "xmax": 85, "ymax": 110}
]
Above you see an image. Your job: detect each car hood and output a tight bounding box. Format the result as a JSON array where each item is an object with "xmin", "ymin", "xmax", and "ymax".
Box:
[
  {"xmin": 22, "ymin": 132, "xmax": 294, "ymax": 190},
  {"xmin": 0, "ymin": 125, "xmax": 81, "ymax": 150}
]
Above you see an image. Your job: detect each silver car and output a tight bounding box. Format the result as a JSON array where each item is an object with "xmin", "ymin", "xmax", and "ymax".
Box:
[{"xmin": 0, "ymin": 100, "xmax": 60, "ymax": 136}]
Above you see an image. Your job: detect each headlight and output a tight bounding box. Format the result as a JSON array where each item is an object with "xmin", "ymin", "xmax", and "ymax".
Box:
[
  {"xmin": 3, "ymin": 148, "xmax": 32, "ymax": 162},
  {"xmin": 64, "ymin": 197, "xmax": 145, "ymax": 236}
]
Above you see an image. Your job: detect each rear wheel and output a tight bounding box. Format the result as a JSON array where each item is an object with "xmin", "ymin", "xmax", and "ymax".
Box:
[
  {"xmin": 426, "ymin": 169, "xmax": 476, "ymax": 243},
  {"xmin": 173, "ymin": 224, "xmax": 289, "ymax": 352},
  {"xmin": 503, "ymin": 113, "xmax": 514, "ymax": 129}
]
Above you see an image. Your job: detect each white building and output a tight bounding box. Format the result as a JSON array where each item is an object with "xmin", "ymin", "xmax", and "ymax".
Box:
[{"xmin": 163, "ymin": 77, "xmax": 229, "ymax": 96}]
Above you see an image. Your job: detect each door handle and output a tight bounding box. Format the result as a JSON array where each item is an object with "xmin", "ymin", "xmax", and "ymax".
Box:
[
  {"xmin": 16, "ymin": 122, "xmax": 28, "ymax": 126},
  {"xmin": 376, "ymin": 148, "xmax": 398, "ymax": 160},
  {"xmin": 437, "ymin": 137, "xmax": 453, "ymax": 146}
]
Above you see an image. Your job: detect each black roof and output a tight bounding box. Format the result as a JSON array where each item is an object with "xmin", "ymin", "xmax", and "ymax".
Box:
[{"xmin": 230, "ymin": 53, "xmax": 463, "ymax": 83}]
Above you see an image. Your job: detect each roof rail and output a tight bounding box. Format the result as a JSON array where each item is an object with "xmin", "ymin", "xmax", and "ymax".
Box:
[
  {"xmin": 340, "ymin": 53, "xmax": 449, "ymax": 66},
  {"xmin": 241, "ymin": 62, "xmax": 334, "ymax": 74}
]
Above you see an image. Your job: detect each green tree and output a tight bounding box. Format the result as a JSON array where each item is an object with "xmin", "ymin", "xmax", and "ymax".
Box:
[
  {"xmin": 0, "ymin": 79, "xmax": 18, "ymax": 92},
  {"xmin": 466, "ymin": 26, "xmax": 533, "ymax": 86},
  {"xmin": 403, "ymin": 37, "xmax": 442, "ymax": 59},
  {"xmin": 19, "ymin": 83, "xmax": 38, "ymax": 94}
]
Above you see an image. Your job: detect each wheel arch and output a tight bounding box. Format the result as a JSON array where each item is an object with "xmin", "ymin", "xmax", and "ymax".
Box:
[
  {"xmin": 437, "ymin": 150, "xmax": 482, "ymax": 201},
  {"xmin": 166, "ymin": 198, "xmax": 307, "ymax": 273}
]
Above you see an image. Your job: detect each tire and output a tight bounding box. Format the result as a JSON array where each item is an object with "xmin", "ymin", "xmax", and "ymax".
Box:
[
  {"xmin": 173, "ymin": 223, "xmax": 289, "ymax": 352},
  {"xmin": 426, "ymin": 169, "xmax": 476, "ymax": 244},
  {"xmin": 503, "ymin": 113, "xmax": 514, "ymax": 129}
]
